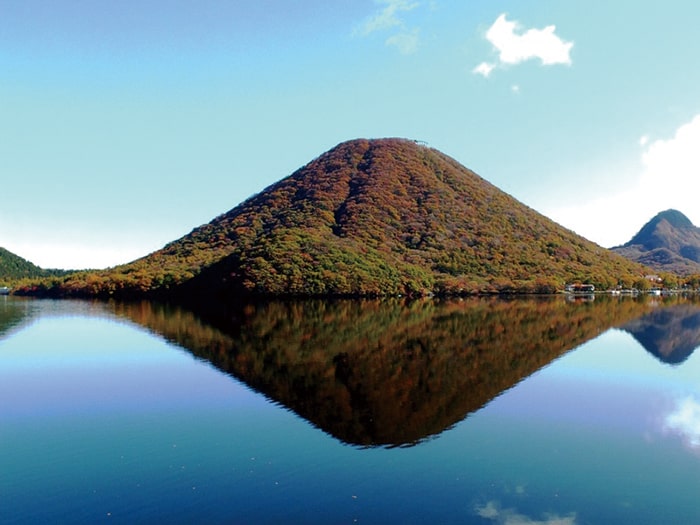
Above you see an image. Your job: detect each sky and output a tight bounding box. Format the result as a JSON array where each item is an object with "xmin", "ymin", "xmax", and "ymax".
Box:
[{"xmin": 2, "ymin": 0, "xmax": 700, "ymax": 269}]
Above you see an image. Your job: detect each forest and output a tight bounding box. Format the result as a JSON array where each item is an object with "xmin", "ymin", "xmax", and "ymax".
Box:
[{"xmin": 4, "ymin": 138, "xmax": 696, "ymax": 298}]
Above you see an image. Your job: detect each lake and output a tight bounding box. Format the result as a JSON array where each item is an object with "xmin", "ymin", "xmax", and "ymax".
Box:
[{"xmin": 2, "ymin": 294, "xmax": 700, "ymax": 524}]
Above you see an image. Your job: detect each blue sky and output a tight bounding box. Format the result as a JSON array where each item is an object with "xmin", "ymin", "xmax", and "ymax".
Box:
[{"xmin": 2, "ymin": 0, "xmax": 700, "ymax": 269}]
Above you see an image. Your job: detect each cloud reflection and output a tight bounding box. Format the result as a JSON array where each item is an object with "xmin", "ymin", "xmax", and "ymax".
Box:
[
  {"xmin": 665, "ymin": 396, "xmax": 700, "ymax": 449},
  {"xmin": 475, "ymin": 501, "xmax": 577, "ymax": 525}
]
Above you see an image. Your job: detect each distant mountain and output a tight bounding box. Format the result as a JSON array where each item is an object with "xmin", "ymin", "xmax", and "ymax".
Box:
[
  {"xmin": 612, "ymin": 209, "xmax": 700, "ymax": 275},
  {"xmin": 19, "ymin": 138, "xmax": 649, "ymax": 298},
  {"xmin": 0, "ymin": 247, "xmax": 47, "ymax": 282}
]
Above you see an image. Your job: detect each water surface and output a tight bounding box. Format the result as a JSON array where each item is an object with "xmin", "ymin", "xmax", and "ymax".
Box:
[{"xmin": 2, "ymin": 295, "xmax": 700, "ymax": 524}]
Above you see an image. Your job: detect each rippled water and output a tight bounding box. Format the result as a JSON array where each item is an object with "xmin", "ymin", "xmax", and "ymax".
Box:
[{"xmin": 2, "ymin": 295, "xmax": 700, "ymax": 524}]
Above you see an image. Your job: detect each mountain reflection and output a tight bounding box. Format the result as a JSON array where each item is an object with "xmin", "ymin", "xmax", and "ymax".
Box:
[
  {"xmin": 113, "ymin": 296, "xmax": 677, "ymax": 447},
  {"xmin": 621, "ymin": 301, "xmax": 700, "ymax": 364}
]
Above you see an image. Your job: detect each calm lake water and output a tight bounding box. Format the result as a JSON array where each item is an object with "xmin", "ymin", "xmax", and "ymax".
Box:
[{"xmin": 3, "ymin": 295, "xmax": 700, "ymax": 524}]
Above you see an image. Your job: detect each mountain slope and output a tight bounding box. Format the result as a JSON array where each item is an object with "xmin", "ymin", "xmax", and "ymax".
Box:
[
  {"xmin": 0, "ymin": 247, "xmax": 47, "ymax": 282},
  {"xmin": 612, "ymin": 209, "xmax": 700, "ymax": 275},
  {"xmin": 24, "ymin": 138, "xmax": 649, "ymax": 297}
]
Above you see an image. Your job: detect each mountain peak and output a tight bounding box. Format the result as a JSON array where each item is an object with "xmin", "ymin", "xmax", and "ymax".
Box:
[
  {"xmin": 16, "ymin": 138, "xmax": 650, "ymax": 298},
  {"xmin": 649, "ymin": 209, "xmax": 693, "ymax": 230},
  {"xmin": 613, "ymin": 209, "xmax": 700, "ymax": 275},
  {"xmin": 623, "ymin": 209, "xmax": 695, "ymax": 249}
]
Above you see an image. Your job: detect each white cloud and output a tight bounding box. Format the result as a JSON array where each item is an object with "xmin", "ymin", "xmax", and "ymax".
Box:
[
  {"xmin": 640, "ymin": 115, "xmax": 700, "ymax": 192},
  {"xmin": 475, "ymin": 13, "xmax": 573, "ymax": 75},
  {"xmin": 386, "ymin": 28, "xmax": 420, "ymax": 54},
  {"xmin": 355, "ymin": 0, "xmax": 421, "ymax": 53},
  {"xmin": 543, "ymin": 114, "xmax": 700, "ymax": 248},
  {"xmin": 473, "ymin": 61, "xmax": 496, "ymax": 77},
  {"xmin": 639, "ymin": 135, "xmax": 649, "ymax": 146},
  {"xmin": 476, "ymin": 501, "xmax": 577, "ymax": 525},
  {"xmin": 356, "ymin": 0, "xmax": 419, "ymax": 35},
  {"xmin": 665, "ymin": 396, "xmax": 700, "ymax": 450}
]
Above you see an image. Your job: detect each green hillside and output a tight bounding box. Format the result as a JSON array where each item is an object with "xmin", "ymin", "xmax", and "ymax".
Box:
[
  {"xmin": 18, "ymin": 138, "xmax": 650, "ymax": 298},
  {"xmin": 0, "ymin": 247, "xmax": 48, "ymax": 283}
]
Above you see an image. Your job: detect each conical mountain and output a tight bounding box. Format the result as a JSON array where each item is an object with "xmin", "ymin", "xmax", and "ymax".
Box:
[
  {"xmin": 28, "ymin": 138, "xmax": 649, "ymax": 298},
  {"xmin": 612, "ymin": 209, "xmax": 700, "ymax": 275}
]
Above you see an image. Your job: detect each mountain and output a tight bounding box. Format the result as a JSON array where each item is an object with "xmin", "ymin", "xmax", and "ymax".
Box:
[
  {"xmin": 19, "ymin": 138, "xmax": 649, "ymax": 298},
  {"xmin": 612, "ymin": 209, "xmax": 700, "ymax": 275},
  {"xmin": 0, "ymin": 247, "xmax": 48, "ymax": 282}
]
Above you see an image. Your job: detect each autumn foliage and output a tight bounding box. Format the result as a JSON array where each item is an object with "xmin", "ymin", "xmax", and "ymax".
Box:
[{"xmin": 15, "ymin": 138, "xmax": 650, "ymax": 298}]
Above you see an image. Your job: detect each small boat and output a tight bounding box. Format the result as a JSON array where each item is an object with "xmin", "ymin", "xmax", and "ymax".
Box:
[{"xmin": 0, "ymin": 287, "xmax": 10, "ymax": 295}]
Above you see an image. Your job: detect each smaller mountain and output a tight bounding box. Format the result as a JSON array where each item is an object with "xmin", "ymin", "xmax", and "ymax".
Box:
[
  {"xmin": 0, "ymin": 247, "xmax": 47, "ymax": 282},
  {"xmin": 612, "ymin": 210, "xmax": 700, "ymax": 275}
]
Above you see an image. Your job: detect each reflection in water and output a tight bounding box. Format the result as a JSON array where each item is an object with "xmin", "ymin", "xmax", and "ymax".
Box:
[
  {"xmin": 622, "ymin": 302, "xmax": 700, "ymax": 364},
  {"xmin": 475, "ymin": 500, "xmax": 577, "ymax": 525},
  {"xmin": 112, "ymin": 295, "xmax": 677, "ymax": 447},
  {"xmin": 665, "ymin": 396, "xmax": 700, "ymax": 449},
  {"xmin": 0, "ymin": 297, "xmax": 124, "ymax": 340},
  {"xmin": 0, "ymin": 297, "xmax": 33, "ymax": 338},
  {"xmin": 7, "ymin": 295, "xmax": 700, "ymax": 524}
]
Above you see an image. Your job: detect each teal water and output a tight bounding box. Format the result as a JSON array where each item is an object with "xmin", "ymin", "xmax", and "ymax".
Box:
[{"xmin": 2, "ymin": 296, "xmax": 700, "ymax": 524}]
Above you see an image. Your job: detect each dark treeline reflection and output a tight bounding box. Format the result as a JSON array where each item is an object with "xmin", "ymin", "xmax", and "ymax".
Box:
[
  {"xmin": 0, "ymin": 297, "xmax": 34, "ymax": 338},
  {"xmin": 112, "ymin": 295, "xmax": 695, "ymax": 447}
]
